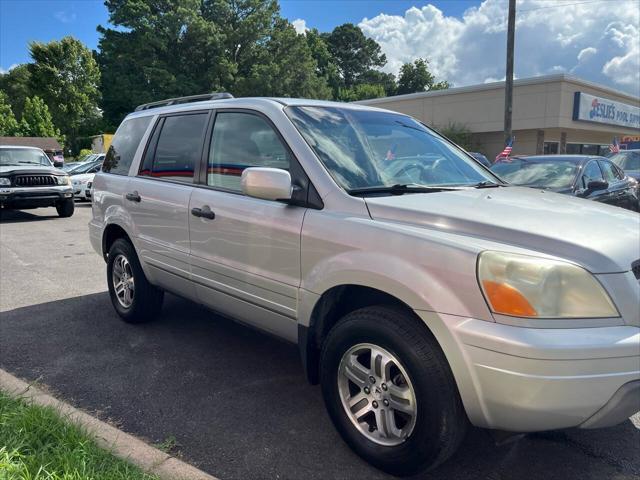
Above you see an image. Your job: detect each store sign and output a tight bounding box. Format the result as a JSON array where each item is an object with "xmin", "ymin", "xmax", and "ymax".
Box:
[{"xmin": 573, "ymin": 92, "xmax": 640, "ymax": 129}]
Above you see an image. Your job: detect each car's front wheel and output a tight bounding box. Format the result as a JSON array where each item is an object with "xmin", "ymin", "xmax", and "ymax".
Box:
[
  {"xmin": 56, "ymin": 198, "xmax": 74, "ymax": 217},
  {"xmin": 107, "ymin": 238, "xmax": 164, "ymax": 323},
  {"xmin": 320, "ymin": 306, "xmax": 467, "ymax": 476}
]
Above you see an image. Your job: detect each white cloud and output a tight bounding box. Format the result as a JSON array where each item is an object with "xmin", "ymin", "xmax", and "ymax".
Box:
[
  {"xmin": 54, "ymin": 11, "xmax": 77, "ymax": 23},
  {"xmin": 359, "ymin": 0, "xmax": 640, "ymax": 96},
  {"xmin": 0, "ymin": 64, "xmax": 18, "ymax": 75},
  {"xmin": 577, "ymin": 47, "xmax": 597, "ymax": 62},
  {"xmin": 292, "ymin": 18, "xmax": 308, "ymax": 35}
]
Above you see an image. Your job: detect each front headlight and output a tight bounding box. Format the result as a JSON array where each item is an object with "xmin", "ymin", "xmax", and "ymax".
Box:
[
  {"xmin": 0, "ymin": 177, "xmax": 10, "ymax": 186},
  {"xmin": 56, "ymin": 175, "xmax": 70, "ymax": 186},
  {"xmin": 478, "ymin": 251, "xmax": 618, "ymax": 318}
]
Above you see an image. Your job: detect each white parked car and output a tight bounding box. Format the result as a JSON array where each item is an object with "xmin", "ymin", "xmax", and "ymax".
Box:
[
  {"xmin": 89, "ymin": 93, "xmax": 640, "ymax": 476},
  {"xmin": 71, "ymin": 155, "xmax": 103, "ymax": 201}
]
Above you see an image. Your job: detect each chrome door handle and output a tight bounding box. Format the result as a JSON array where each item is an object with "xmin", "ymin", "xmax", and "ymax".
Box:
[
  {"xmin": 125, "ymin": 191, "xmax": 141, "ymax": 202},
  {"xmin": 191, "ymin": 206, "xmax": 215, "ymax": 220}
]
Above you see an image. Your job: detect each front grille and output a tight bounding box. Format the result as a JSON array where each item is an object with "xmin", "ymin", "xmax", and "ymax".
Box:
[
  {"xmin": 632, "ymin": 260, "xmax": 640, "ymax": 280},
  {"xmin": 14, "ymin": 175, "xmax": 56, "ymax": 187}
]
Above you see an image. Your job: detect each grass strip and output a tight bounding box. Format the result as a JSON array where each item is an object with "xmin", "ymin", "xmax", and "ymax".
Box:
[{"xmin": 0, "ymin": 390, "xmax": 159, "ymax": 480}]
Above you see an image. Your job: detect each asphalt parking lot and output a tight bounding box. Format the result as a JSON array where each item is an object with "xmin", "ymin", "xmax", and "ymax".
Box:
[{"xmin": 1, "ymin": 204, "xmax": 639, "ymax": 480}]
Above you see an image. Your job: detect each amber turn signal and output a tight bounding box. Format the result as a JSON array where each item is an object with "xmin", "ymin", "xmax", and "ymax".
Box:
[{"xmin": 482, "ymin": 280, "xmax": 538, "ymax": 317}]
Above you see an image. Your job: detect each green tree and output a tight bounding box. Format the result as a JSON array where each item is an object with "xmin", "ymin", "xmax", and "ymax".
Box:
[
  {"xmin": 202, "ymin": 0, "xmax": 279, "ymax": 82},
  {"xmin": 305, "ymin": 28, "xmax": 341, "ymax": 94},
  {"xmin": 0, "ymin": 91, "xmax": 20, "ymax": 136},
  {"xmin": 0, "ymin": 64, "xmax": 32, "ymax": 118},
  {"xmin": 98, "ymin": 0, "xmax": 229, "ymax": 126},
  {"xmin": 324, "ymin": 23, "xmax": 386, "ymax": 88},
  {"xmin": 438, "ymin": 122, "xmax": 472, "ymax": 150},
  {"xmin": 358, "ymin": 70, "xmax": 397, "ymax": 96},
  {"xmin": 236, "ymin": 19, "xmax": 331, "ymax": 98},
  {"xmin": 18, "ymin": 96, "xmax": 63, "ymax": 142},
  {"xmin": 397, "ymin": 58, "xmax": 449, "ymax": 95},
  {"xmin": 28, "ymin": 36, "xmax": 100, "ymax": 145},
  {"xmin": 337, "ymin": 83, "xmax": 386, "ymax": 102},
  {"xmin": 98, "ymin": 0, "xmax": 332, "ymax": 125}
]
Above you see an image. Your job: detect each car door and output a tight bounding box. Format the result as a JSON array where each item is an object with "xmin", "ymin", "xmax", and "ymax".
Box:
[
  {"xmin": 598, "ymin": 159, "xmax": 632, "ymax": 209},
  {"xmin": 127, "ymin": 111, "xmax": 211, "ymax": 298},
  {"xmin": 188, "ymin": 110, "xmax": 307, "ymax": 342},
  {"xmin": 577, "ymin": 159, "xmax": 608, "ymax": 204}
]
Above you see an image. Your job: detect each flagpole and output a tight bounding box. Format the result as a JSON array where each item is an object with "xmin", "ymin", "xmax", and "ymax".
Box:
[{"xmin": 504, "ymin": 0, "xmax": 516, "ymax": 145}]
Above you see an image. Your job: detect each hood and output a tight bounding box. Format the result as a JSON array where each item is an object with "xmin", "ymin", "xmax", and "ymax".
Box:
[
  {"xmin": 0, "ymin": 164, "xmax": 65, "ymax": 175},
  {"xmin": 365, "ymin": 186, "xmax": 640, "ymax": 273},
  {"xmin": 71, "ymin": 173, "xmax": 95, "ymax": 182}
]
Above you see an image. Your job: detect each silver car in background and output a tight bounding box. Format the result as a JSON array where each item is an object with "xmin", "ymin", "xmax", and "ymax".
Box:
[{"xmin": 89, "ymin": 94, "xmax": 640, "ymax": 476}]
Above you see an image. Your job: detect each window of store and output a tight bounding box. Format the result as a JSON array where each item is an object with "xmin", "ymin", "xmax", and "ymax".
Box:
[
  {"xmin": 565, "ymin": 143, "xmax": 610, "ymax": 156},
  {"xmin": 543, "ymin": 142, "xmax": 559, "ymax": 154}
]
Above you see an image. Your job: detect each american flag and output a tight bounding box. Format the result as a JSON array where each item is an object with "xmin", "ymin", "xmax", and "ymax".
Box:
[
  {"xmin": 609, "ymin": 137, "xmax": 620, "ymax": 154},
  {"xmin": 495, "ymin": 137, "xmax": 514, "ymax": 163}
]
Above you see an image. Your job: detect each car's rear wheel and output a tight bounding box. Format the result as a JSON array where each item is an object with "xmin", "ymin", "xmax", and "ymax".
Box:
[
  {"xmin": 56, "ymin": 198, "xmax": 74, "ymax": 217},
  {"xmin": 320, "ymin": 306, "xmax": 467, "ymax": 476},
  {"xmin": 107, "ymin": 238, "xmax": 163, "ymax": 323}
]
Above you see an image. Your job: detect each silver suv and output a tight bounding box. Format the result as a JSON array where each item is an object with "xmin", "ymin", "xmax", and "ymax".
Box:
[{"xmin": 90, "ymin": 93, "xmax": 640, "ymax": 476}]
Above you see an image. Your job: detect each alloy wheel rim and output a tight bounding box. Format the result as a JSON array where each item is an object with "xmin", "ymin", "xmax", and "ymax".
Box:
[
  {"xmin": 112, "ymin": 254, "xmax": 135, "ymax": 308},
  {"xmin": 337, "ymin": 343, "xmax": 417, "ymax": 446}
]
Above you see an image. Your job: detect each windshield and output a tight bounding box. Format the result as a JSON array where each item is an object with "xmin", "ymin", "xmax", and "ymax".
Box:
[
  {"xmin": 0, "ymin": 148, "xmax": 52, "ymax": 167},
  {"xmin": 491, "ymin": 158, "xmax": 578, "ymax": 189},
  {"xmin": 72, "ymin": 159, "xmax": 102, "ymax": 174},
  {"xmin": 285, "ymin": 106, "xmax": 494, "ymax": 192},
  {"xmin": 609, "ymin": 151, "xmax": 640, "ymax": 170}
]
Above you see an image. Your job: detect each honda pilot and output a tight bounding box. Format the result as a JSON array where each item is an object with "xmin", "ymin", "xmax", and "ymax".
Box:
[{"xmin": 89, "ymin": 93, "xmax": 640, "ymax": 476}]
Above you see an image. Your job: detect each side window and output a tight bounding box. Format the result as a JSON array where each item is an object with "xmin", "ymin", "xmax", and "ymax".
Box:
[
  {"xmin": 139, "ymin": 113, "xmax": 208, "ymax": 183},
  {"xmin": 103, "ymin": 116, "xmax": 152, "ymax": 175},
  {"xmin": 207, "ymin": 112, "xmax": 291, "ymax": 191},
  {"xmin": 581, "ymin": 161, "xmax": 604, "ymax": 188},
  {"xmin": 599, "ymin": 160, "xmax": 618, "ymax": 183}
]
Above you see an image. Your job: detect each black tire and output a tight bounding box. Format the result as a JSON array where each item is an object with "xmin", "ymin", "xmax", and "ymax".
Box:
[
  {"xmin": 320, "ymin": 305, "xmax": 467, "ymax": 476},
  {"xmin": 56, "ymin": 198, "xmax": 74, "ymax": 217},
  {"xmin": 106, "ymin": 238, "xmax": 164, "ymax": 323}
]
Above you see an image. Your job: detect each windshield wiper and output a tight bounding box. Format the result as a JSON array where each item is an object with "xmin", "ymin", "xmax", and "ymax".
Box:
[
  {"xmin": 348, "ymin": 183, "xmax": 461, "ymax": 196},
  {"xmin": 470, "ymin": 181, "xmax": 505, "ymax": 188}
]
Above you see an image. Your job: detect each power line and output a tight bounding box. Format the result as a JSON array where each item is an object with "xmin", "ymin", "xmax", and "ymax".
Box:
[{"xmin": 518, "ymin": 0, "xmax": 638, "ymax": 13}]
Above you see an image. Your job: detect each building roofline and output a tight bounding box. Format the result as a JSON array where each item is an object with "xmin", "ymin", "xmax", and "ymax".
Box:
[{"xmin": 355, "ymin": 74, "xmax": 640, "ymax": 105}]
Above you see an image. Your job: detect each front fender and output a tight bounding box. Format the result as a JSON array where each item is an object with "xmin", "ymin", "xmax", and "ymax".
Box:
[{"xmin": 300, "ymin": 211, "xmax": 493, "ymax": 325}]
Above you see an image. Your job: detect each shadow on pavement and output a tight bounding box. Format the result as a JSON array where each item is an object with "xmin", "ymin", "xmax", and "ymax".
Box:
[
  {"xmin": 1, "ymin": 293, "xmax": 638, "ymax": 480},
  {"xmin": 0, "ymin": 209, "xmax": 60, "ymax": 223}
]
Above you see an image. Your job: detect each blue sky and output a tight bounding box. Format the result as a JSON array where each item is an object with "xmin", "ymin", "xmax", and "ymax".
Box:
[
  {"xmin": 0, "ymin": 0, "xmax": 478, "ymax": 70},
  {"xmin": 1, "ymin": 0, "xmax": 639, "ymax": 95}
]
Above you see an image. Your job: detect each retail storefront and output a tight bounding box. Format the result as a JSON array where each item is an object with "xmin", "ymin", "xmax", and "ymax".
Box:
[{"xmin": 357, "ymin": 74, "xmax": 640, "ymax": 160}]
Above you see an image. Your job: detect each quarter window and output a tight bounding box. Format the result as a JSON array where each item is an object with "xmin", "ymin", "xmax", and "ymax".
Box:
[
  {"xmin": 207, "ymin": 112, "xmax": 291, "ymax": 191},
  {"xmin": 581, "ymin": 161, "xmax": 604, "ymax": 188},
  {"xmin": 103, "ymin": 116, "xmax": 151, "ymax": 175},
  {"xmin": 139, "ymin": 113, "xmax": 209, "ymax": 183}
]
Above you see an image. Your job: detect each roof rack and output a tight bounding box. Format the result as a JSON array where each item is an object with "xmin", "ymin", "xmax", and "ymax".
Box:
[{"xmin": 134, "ymin": 92, "xmax": 234, "ymax": 111}]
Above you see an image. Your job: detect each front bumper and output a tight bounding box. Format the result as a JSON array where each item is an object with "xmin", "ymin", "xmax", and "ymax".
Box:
[
  {"xmin": 423, "ymin": 311, "xmax": 640, "ymax": 432},
  {"xmin": 0, "ymin": 187, "xmax": 74, "ymax": 208},
  {"xmin": 73, "ymin": 183, "xmax": 90, "ymax": 199}
]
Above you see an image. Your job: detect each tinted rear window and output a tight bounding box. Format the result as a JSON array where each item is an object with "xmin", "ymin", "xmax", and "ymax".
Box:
[
  {"xmin": 139, "ymin": 113, "xmax": 209, "ymax": 183},
  {"xmin": 102, "ymin": 116, "xmax": 152, "ymax": 175}
]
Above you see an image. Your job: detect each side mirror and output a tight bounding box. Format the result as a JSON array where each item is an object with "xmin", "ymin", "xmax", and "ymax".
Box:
[
  {"xmin": 241, "ymin": 167, "xmax": 292, "ymax": 201},
  {"xmin": 53, "ymin": 160, "xmax": 64, "ymax": 168},
  {"xmin": 586, "ymin": 179, "xmax": 608, "ymax": 194}
]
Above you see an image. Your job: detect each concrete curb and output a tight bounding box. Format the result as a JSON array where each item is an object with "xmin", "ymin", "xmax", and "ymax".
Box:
[{"xmin": 0, "ymin": 369, "xmax": 218, "ymax": 480}]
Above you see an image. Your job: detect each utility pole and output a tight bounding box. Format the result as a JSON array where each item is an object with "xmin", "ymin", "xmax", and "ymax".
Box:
[{"xmin": 504, "ymin": 0, "xmax": 516, "ymax": 144}]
